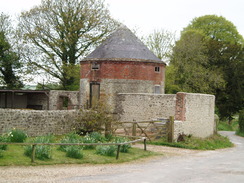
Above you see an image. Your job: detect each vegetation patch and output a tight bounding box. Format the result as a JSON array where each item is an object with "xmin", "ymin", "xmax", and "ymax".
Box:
[
  {"xmin": 96, "ymin": 145, "xmax": 116, "ymax": 156},
  {"xmin": 238, "ymin": 110, "xmax": 244, "ymax": 134},
  {"xmin": 236, "ymin": 130, "xmax": 244, "ymax": 137},
  {"xmin": 8, "ymin": 129, "xmax": 27, "ymax": 143},
  {"xmin": 65, "ymin": 146, "xmax": 83, "ymax": 159},
  {"xmin": 149, "ymin": 134, "xmax": 233, "ymax": 150},
  {"xmin": 24, "ymin": 135, "xmax": 54, "ymax": 160},
  {"xmin": 0, "ymin": 131, "xmax": 159, "ymax": 166},
  {"xmin": 113, "ymin": 137, "xmax": 131, "ymax": 153},
  {"xmin": 0, "ymin": 145, "xmax": 157, "ymax": 166},
  {"xmin": 218, "ymin": 117, "xmax": 239, "ymax": 131}
]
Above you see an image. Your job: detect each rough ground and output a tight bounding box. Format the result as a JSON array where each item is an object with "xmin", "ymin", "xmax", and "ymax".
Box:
[{"xmin": 0, "ymin": 131, "xmax": 243, "ymax": 183}]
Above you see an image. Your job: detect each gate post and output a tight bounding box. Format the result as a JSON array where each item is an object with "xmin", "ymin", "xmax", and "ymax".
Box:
[
  {"xmin": 168, "ymin": 116, "xmax": 175, "ymax": 143},
  {"xmin": 132, "ymin": 123, "xmax": 136, "ymax": 137}
]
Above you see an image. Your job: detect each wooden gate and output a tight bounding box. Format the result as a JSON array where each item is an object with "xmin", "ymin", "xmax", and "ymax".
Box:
[{"xmin": 112, "ymin": 119, "xmax": 171, "ymax": 141}]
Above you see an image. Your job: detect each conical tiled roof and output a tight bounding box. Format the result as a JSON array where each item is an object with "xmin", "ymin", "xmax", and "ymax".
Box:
[{"xmin": 83, "ymin": 26, "xmax": 163, "ymax": 63}]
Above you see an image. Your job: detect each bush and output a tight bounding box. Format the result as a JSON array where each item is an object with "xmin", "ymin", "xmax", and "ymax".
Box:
[
  {"xmin": 58, "ymin": 132, "xmax": 82, "ymax": 152},
  {"xmin": 89, "ymin": 132, "xmax": 106, "ymax": 142},
  {"xmin": 0, "ymin": 150, "xmax": 3, "ymax": 158},
  {"xmin": 239, "ymin": 110, "xmax": 244, "ymax": 133},
  {"xmin": 0, "ymin": 135, "xmax": 8, "ymax": 150},
  {"xmin": 81, "ymin": 134, "xmax": 96, "ymax": 150},
  {"xmin": 114, "ymin": 137, "xmax": 131, "ymax": 153},
  {"xmin": 73, "ymin": 100, "xmax": 114, "ymax": 135},
  {"xmin": 24, "ymin": 135, "xmax": 54, "ymax": 160},
  {"xmin": 96, "ymin": 145, "xmax": 116, "ymax": 156},
  {"xmin": 66, "ymin": 146, "xmax": 83, "ymax": 159},
  {"xmin": 8, "ymin": 129, "xmax": 27, "ymax": 142}
]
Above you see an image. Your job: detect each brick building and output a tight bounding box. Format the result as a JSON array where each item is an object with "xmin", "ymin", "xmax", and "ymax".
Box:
[{"xmin": 80, "ymin": 26, "xmax": 166, "ymax": 109}]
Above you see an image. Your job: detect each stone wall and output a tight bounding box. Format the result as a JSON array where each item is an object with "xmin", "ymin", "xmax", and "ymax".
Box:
[
  {"xmin": 115, "ymin": 92, "xmax": 215, "ymax": 138},
  {"xmin": 115, "ymin": 93, "xmax": 176, "ymax": 121},
  {"xmin": 49, "ymin": 90, "xmax": 80, "ymax": 110},
  {"xmin": 178, "ymin": 93, "xmax": 215, "ymax": 138},
  {"xmin": 0, "ymin": 109, "xmax": 79, "ymax": 136}
]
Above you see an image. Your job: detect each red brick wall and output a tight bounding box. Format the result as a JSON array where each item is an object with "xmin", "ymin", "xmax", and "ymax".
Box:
[
  {"xmin": 80, "ymin": 60, "xmax": 165, "ymax": 84},
  {"xmin": 175, "ymin": 92, "xmax": 186, "ymax": 121}
]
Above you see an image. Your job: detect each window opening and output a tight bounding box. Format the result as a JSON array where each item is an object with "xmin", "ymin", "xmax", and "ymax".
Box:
[
  {"xmin": 155, "ymin": 66, "xmax": 160, "ymax": 72},
  {"xmin": 91, "ymin": 62, "xmax": 100, "ymax": 70},
  {"xmin": 154, "ymin": 85, "xmax": 161, "ymax": 94}
]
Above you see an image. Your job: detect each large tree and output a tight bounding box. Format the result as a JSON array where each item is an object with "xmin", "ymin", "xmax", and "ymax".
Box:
[
  {"xmin": 171, "ymin": 15, "xmax": 244, "ymax": 121},
  {"xmin": 170, "ymin": 29, "xmax": 225, "ymax": 94},
  {"xmin": 0, "ymin": 13, "xmax": 23, "ymax": 89},
  {"xmin": 18, "ymin": 0, "xmax": 118, "ymax": 90}
]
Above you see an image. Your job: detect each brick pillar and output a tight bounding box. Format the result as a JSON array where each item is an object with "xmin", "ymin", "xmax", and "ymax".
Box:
[{"xmin": 175, "ymin": 92, "xmax": 186, "ymax": 121}]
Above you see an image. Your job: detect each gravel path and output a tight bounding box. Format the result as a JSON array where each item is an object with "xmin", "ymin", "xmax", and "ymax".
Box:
[{"xmin": 0, "ymin": 131, "xmax": 243, "ymax": 183}]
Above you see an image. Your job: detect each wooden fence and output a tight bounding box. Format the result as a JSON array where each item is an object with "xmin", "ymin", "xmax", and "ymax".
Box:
[
  {"xmin": 0, "ymin": 137, "xmax": 146, "ymax": 163},
  {"xmin": 112, "ymin": 116, "xmax": 175, "ymax": 142}
]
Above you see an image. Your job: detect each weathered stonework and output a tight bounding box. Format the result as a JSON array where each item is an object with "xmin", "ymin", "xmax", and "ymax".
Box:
[
  {"xmin": 115, "ymin": 93, "xmax": 176, "ymax": 121},
  {"xmin": 0, "ymin": 109, "xmax": 79, "ymax": 136},
  {"xmin": 115, "ymin": 92, "xmax": 215, "ymax": 138},
  {"xmin": 49, "ymin": 90, "xmax": 80, "ymax": 110},
  {"xmin": 181, "ymin": 93, "xmax": 215, "ymax": 138}
]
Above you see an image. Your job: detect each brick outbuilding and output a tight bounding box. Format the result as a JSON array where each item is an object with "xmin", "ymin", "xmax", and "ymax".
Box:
[{"xmin": 80, "ymin": 26, "xmax": 166, "ymax": 109}]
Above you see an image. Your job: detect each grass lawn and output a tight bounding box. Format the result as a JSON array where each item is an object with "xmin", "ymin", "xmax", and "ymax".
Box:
[
  {"xmin": 0, "ymin": 144, "xmax": 159, "ymax": 166},
  {"xmin": 148, "ymin": 134, "xmax": 233, "ymax": 150}
]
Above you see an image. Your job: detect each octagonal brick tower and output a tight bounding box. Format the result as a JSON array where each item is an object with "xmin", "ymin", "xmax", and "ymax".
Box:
[{"xmin": 80, "ymin": 26, "xmax": 166, "ymax": 109}]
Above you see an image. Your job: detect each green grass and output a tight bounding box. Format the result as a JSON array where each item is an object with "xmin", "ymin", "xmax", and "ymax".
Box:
[
  {"xmin": 0, "ymin": 145, "xmax": 158, "ymax": 166},
  {"xmin": 218, "ymin": 120, "xmax": 239, "ymax": 131},
  {"xmin": 236, "ymin": 130, "xmax": 244, "ymax": 137},
  {"xmin": 149, "ymin": 134, "xmax": 233, "ymax": 150}
]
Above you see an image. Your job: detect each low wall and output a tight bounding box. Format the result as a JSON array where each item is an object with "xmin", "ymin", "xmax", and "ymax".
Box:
[
  {"xmin": 0, "ymin": 109, "xmax": 79, "ymax": 136},
  {"xmin": 115, "ymin": 93, "xmax": 176, "ymax": 121}
]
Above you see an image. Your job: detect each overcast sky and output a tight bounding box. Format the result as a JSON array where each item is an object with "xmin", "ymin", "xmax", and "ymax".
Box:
[{"xmin": 0, "ymin": 0, "xmax": 243, "ymax": 38}]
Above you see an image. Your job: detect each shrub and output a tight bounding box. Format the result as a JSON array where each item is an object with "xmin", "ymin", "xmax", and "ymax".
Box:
[
  {"xmin": 0, "ymin": 150, "xmax": 3, "ymax": 158},
  {"xmin": 96, "ymin": 145, "xmax": 116, "ymax": 156},
  {"xmin": 8, "ymin": 129, "xmax": 27, "ymax": 142},
  {"xmin": 58, "ymin": 133, "xmax": 82, "ymax": 152},
  {"xmin": 114, "ymin": 137, "xmax": 131, "ymax": 153},
  {"xmin": 89, "ymin": 132, "xmax": 106, "ymax": 142},
  {"xmin": 81, "ymin": 134, "xmax": 96, "ymax": 150},
  {"xmin": 0, "ymin": 135, "xmax": 8, "ymax": 150},
  {"xmin": 239, "ymin": 110, "xmax": 244, "ymax": 133},
  {"xmin": 66, "ymin": 146, "xmax": 83, "ymax": 159},
  {"xmin": 24, "ymin": 135, "xmax": 54, "ymax": 160},
  {"xmin": 73, "ymin": 100, "xmax": 114, "ymax": 135}
]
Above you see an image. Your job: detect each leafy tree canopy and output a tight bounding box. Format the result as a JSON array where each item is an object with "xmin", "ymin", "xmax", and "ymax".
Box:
[
  {"xmin": 18, "ymin": 0, "xmax": 118, "ymax": 90},
  {"xmin": 184, "ymin": 15, "xmax": 244, "ymax": 44},
  {"xmin": 171, "ymin": 15, "xmax": 244, "ymax": 121}
]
